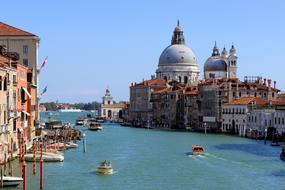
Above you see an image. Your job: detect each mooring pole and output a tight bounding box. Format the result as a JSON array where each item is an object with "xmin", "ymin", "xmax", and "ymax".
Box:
[
  {"xmin": 40, "ymin": 144, "xmax": 44, "ymax": 189},
  {"xmin": 33, "ymin": 140, "xmax": 36, "ymax": 175},
  {"xmin": 83, "ymin": 133, "xmax": 86, "ymax": 153}
]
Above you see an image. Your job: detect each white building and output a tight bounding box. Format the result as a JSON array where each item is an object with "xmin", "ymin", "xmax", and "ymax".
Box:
[
  {"xmin": 156, "ymin": 21, "xmax": 200, "ymax": 85},
  {"xmin": 247, "ymin": 109, "xmax": 285, "ymax": 138},
  {"xmin": 100, "ymin": 88, "xmax": 127, "ymax": 121},
  {"xmin": 222, "ymin": 97, "xmax": 268, "ymax": 137}
]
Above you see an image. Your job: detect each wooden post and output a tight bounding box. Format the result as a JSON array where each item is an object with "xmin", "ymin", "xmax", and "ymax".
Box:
[
  {"xmin": 4, "ymin": 153, "xmax": 6, "ymax": 176},
  {"xmin": 9, "ymin": 138, "xmax": 13, "ymax": 176},
  {"xmin": 0, "ymin": 165, "xmax": 3, "ymax": 188},
  {"xmin": 22, "ymin": 162, "xmax": 26, "ymax": 190},
  {"xmin": 33, "ymin": 140, "xmax": 36, "ymax": 175},
  {"xmin": 40, "ymin": 144, "xmax": 44, "ymax": 189},
  {"xmin": 83, "ymin": 133, "xmax": 86, "ymax": 153}
]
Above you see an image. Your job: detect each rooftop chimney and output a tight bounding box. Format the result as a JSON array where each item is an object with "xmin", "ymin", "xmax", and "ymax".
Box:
[
  {"xmin": 274, "ymin": 81, "xmax": 276, "ymax": 89},
  {"xmin": 268, "ymin": 79, "xmax": 272, "ymax": 90},
  {"xmin": 263, "ymin": 78, "xmax": 266, "ymax": 86}
]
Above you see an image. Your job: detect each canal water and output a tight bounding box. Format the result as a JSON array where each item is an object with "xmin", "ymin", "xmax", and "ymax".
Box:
[{"xmin": 7, "ymin": 112, "xmax": 285, "ymax": 190}]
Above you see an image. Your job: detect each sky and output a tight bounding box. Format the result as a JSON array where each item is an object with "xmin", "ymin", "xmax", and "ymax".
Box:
[{"xmin": 1, "ymin": 0, "xmax": 285, "ymax": 103}]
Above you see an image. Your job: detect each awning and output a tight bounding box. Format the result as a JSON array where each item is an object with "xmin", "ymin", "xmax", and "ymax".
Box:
[
  {"xmin": 22, "ymin": 87, "xmax": 31, "ymax": 99},
  {"xmin": 22, "ymin": 110, "xmax": 30, "ymax": 116}
]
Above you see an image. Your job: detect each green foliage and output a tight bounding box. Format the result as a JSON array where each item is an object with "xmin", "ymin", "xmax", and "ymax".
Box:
[{"xmin": 41, "ymin": 101, "xmax": 100, "ymax": 111}]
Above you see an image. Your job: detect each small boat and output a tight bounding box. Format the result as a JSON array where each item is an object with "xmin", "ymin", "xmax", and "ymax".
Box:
[
  {"xmin": 96, "ymin": 161, "xmax": 114, "ymax": 175},
  {"xmin": 1, "ymin": 176, "xmax": 23, "ymax": 187},
  {"xmin": 76, "ymin": 118, "xmax": 85, "ymax": 125},
  {"xmin": 88, "ymin": 122, "xmax": 103, "ymax": 131},
  {"xmin": 24, "ymin": 152, "xmax": 64, "ymax": 162},
  {"xmin": 280, "ymin": 145, "xmax": 285, "ymax": 161},
  {"xmin": 192, "ymin": 145, "xmax": 205, "ymax": 155},
  {"xmin": 66, "ymin": 142, "xmax": 78, "ymax": 148},
  {"xmin": 47, "ymin": 143, "xmax": 66, "ymax": 151}
]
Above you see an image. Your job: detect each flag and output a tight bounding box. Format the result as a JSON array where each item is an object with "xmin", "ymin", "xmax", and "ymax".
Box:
[
  {"xmin": 41, "ymin": 86, "xmax": 48, "ymax": 96},
  {"xmin": 40, "ymin": 56, "xmax": 48, "ymax": 69}
]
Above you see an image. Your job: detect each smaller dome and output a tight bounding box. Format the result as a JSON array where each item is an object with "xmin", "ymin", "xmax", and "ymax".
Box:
[{"xmin": 204, "ymin": 56, "xmax": 227, "ymax": 71}]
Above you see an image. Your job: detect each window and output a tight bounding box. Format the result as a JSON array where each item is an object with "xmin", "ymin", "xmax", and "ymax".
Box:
[
  {"xmin": 21, "ymin": 88, "xmax": 26, "ymax": 104},
  {"xmin": 23, "ymin": 59, "xmax": 29, "ymax": 66},
  {"xmin": 13, "ymin": 119, "xmax": 17, "ymax": 131},
  {"xmin": 0, "ymin": 76, "xmax": 2, "ymax": 90},
  {"xmin": 278, "ymin": 118, "xmax": 281, "ymax": 125},
  {"xmin": 239, "ymin": 92, "xmax": 241, "ymax": 97},
  {"xmin": 13, "ymin": 75, "xmax": 17, "ymax": 85},
  {"xmin": 184, "ymin": 76, "xmax": 188, "ymax": 84},
  {"xmin": 178, "ymin": 76, "xmax": 181, "ymax": 83},
  {"xmin": 27, "ymin": 73, "xmax": 32, "ymax": 83},
  {"xmin": 282, "ymin": 118, "xmax": 284, "ymax": 125},
  {"xmin": 20, "ymin": 71, "xmax": 25, "ymax": 80},
  {"xmin": 23, "ymin": 45, "xmax": 28, "ymax": 54},
  {"xmin": 272, "ymin": 93, "xmax": 275, "ymax": 98}
]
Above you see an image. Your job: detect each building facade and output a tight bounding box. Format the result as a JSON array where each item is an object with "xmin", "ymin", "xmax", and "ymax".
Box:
[
  {"xmin": 100, "ymin": 88, "xmax": 127, "ymax": 121},
  {"xmin": 0, "ymin": 22, "xmax": 39, "ymax": 144}
]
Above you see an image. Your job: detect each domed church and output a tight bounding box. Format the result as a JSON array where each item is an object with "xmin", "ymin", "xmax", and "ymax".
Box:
[
  {"xmin": 156, "ymin": 21, "xmax": 200, "ymax": 85},
  {"xmin": 204, "ymin": 42, "xmax": 237, "ymax": 80}
]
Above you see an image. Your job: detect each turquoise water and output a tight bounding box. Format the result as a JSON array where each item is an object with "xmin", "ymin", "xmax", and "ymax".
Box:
[{"xmin": 7, "ymin": 112, "xmax": 285, "ymax": 190}]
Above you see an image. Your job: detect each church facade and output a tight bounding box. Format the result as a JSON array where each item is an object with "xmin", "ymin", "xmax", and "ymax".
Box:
[{"xmin": 100, "ymin": 89, "xmax": 127, "ymax": 121}]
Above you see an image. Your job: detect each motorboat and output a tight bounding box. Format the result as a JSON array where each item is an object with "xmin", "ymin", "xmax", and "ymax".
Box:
[
  {"xmin": 47, "ymin": 143, "xmax": 66, "ymax": 151},
  {"xmin": 1, "ymin": 176, "xmax": 23, "ymax": 187},
  {"xmin": 76, "ymin": 118, "xmax": 85, "ymax": 125},
  {"xmin": 24, "ymin": 152, "xmax": 64, "ymax": 162},
  {"xmin": 96, "ymin": 161, "xmax": 114, "ymax": 175},
  {"xmin": 280, "ymin": 145, "xmax": 285, "ymax": 161},
  {"xmin": 88, "ymin": 122, "xmax": 103, "ymax": 131},
  {"xmin": 66, "ymin": 141, "xmax": 78, "ymax": 148},
  {"xmin": 192, "ymin": 145, "xmax": 205, "ymax": 155}
]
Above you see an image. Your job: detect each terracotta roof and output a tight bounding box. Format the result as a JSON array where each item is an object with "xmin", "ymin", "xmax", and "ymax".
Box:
[
  {"xmin": 144, "ymin": 79, "xmax": 166, "ymax": 86},
  {"xmin": 0, "ymin": 22, "xmax": 36, "ymax": 36},
  {"xmin": 152, "ymin": 87, "xmax": 171, "ymax": 94},
  {"xmin": 227, "ymin": 97, "xmax": 268, "ymax": 106},
  {"xmin": 272, "ymin": 100, "xmax": 285, "ymax": 106}
]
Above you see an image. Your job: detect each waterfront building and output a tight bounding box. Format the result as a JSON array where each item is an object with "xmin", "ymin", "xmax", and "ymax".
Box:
[
  {"xmin": 156, "ymin": 21, "xmax": 200, "ymax": 85},
  {"xmin": 14, "ymin": 60, "xmax": 35, "ymax": 145},
  {"xmin": 100, "ymin": 88, "xmax": 127, "ymax": 122},
  {"xmin": 246, "ymin": 107, "xmax": 285, "ymax": 139},
  {"xmin": 221, "ymin": 97, "xmax": 268, "ymax": 136},
  {"xmin": 183, "ymin": 86, "xmax": 199, "ymax": 129},
  {"xmin": 129, "ymin": 79, "xmax": 167, "ymax": 127},
  {"xmin": 0, "ymin": 47, "xmax": 19, "ymax": 158},
  {"xmin": 197, "ymin": 77, "xmax": 280, "ymax": 132},
  {"xmin": 0, "ymin": 22, "xmax": 39, "ymax": 142}
]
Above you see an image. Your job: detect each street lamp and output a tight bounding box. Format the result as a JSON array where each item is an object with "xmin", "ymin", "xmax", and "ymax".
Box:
[{"xmin": 264, "ymin": 128, "xmax": 268, "ymax": 145}]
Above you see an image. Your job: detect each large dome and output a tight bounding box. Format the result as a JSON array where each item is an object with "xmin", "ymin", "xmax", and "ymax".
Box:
[
  {"xmin": 204, "ymin": 56, "xmax": 227, "ymax": 71},
  {"xmin": 158, "ymin": 44, "xmax": 197, "ymax": 66}
]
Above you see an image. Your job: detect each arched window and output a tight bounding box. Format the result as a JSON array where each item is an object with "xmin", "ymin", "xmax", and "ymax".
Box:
[
  {"xmin": 164, "ymin": 76, "xmax": 167, "ymax": 81},
  {"xmin": 178, "ymin": 76, "xmax": 181, "ymax": 83},
  {"xmin": 184, "ymin": 76, "xmax": 188, "ymax": 84}
]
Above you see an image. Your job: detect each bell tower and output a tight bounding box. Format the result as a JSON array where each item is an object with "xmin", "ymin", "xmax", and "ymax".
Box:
[
  {"xmin": 102, "ymin": 88, "xmax": 113, "ymax": 105},
  {"xmin": 227, "ymin": 44, "xmax": 238, "ymax": 78}
]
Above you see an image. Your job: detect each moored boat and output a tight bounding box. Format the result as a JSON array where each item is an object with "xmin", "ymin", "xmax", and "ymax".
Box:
[
  {"xmin": 76, "ymin": 118, "xmax": 85, "ymax": 125},
  {"xmin": 96, "ymin": 160, "xmax": 114, "ymax": 175},
  {"xmin": 1, "ymin": 176, "xmax": 23, "ymax": 187},
  {"xmin": 88, "ymin": 122, "xmax": 103, "ymax": 131},
  {"xmin": 192, "ymin": 145, "xmax": 205, "ymax": 155},
  {"xmin": 24, "ymin": 152, "xmax": 64, "ymax": 162}
]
